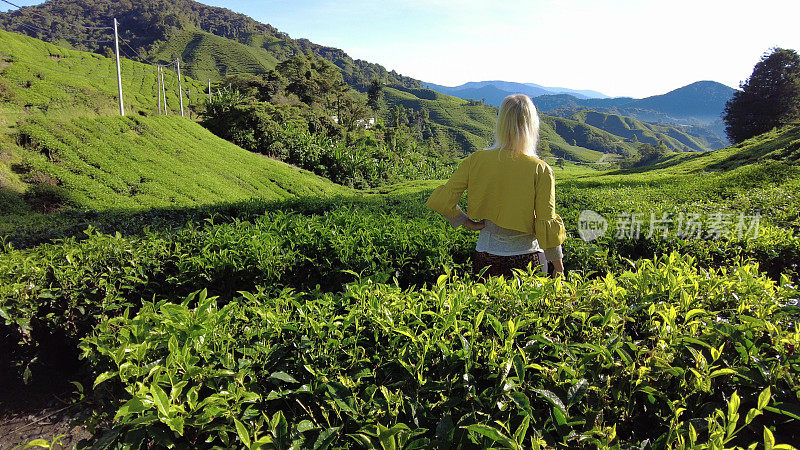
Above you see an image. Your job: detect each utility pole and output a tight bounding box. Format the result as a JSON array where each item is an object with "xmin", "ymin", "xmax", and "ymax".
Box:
[
  {"xmin": 113, "ymin": 18, "xmax": 124, "ymax": 116},
  {"xmin": 208, "ymin": 79, "xmax": 212, "ymax": 103},
  {"xmin": 160, "ymin": 66, "xmax": 168, "ymax": 115},
  {"xmin": 176, "ymin": 58, "xmax": 185, "ymax": 117},
  {"xmin": 156, "ymin": 65, "xmax": 162, "ymax": 114}
]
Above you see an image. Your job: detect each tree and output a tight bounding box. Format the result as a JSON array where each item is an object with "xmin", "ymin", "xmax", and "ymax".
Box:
[
  {"xmin": 723, "ymin": 48, "xmax": 800, "ymax": 143},
  {"xmin": 367, "ymin": 79, "xmax": 384, "ymax": 111}
]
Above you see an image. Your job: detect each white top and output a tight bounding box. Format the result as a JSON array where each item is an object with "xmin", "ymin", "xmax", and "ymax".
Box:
[
  {"xmin": 445, "ymin": 210, "xmax": 563, "ymax": 262},
  {"xmin": 476, "ymin": 220, "xmax": 542, "ymax": 256}
]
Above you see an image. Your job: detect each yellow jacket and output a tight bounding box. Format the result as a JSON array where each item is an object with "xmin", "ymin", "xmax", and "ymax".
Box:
[{"xmin": 426, "ymin": 149, "xmax": 567, "ymax": 250}]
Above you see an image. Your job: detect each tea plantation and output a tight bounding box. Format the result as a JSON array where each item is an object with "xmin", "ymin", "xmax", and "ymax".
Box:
[
  {"xmin": 2, "ymin": 122, "xmax": 800, "ymax": 448},
  {"xmin": 2, "ymin": 26, "xmax": 800, "ymax": 450}
]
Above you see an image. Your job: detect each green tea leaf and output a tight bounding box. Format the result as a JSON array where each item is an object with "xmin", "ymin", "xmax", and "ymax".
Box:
[
  {"xmin": 462, "ymin": 424, "xmax": 518, "ymax": 449},
  {"xmin": 235, "ymin": 418, "xmax": 251, "ymax": 449},
  {"xmin": 685, "ymin": 308, "xmax": 708, "ymax": 321},
  {"xmin": 567, "ymin": 379, "xmax": 588, "ymax": 406},
  {"xmin": 22, "ymin": 439, "xmax": 50, "ymax": 449},
  {"xmin": 710, "ymin": 368, "xmax": 737, "ymax": 378},
  {"xmin": 487, "ymin": 314, "xmax": 504, "ymax": 340},
  {"xmin": 534, "ymin": 389, "xmax": 566, "ymax": 415},
  {"xmin": 297, "ymin": 420, "xmax": 316, "ymax": 433},
  {"xmin": 150, "ymin": 384, "xmax": 170, "ymax": 418},
  {"xmin": 745, "ymin": 408, "xmax": 762, "ymax": 425},
  {"xmin": 114, "ymin": 397, "xmax": 148, "ymax": 421},
  {"xmin": 758, "ymin": 387, "xmax": 771, "ymax": 410},
  {"xmin": 93, "ymin": 371, "xmax": 117, "ymax": 389},
  {"xmin": 314, "ymin": 427, "xmax": 340, "ymax": 450},
  {"xmin": 764, "ymin": 426, "xmax": 775, "ymax": 450},
  {"xmin": 270, "ymin": 371, "xmax": 299, "ymax": 383}
]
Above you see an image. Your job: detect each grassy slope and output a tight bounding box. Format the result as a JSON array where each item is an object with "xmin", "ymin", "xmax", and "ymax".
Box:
[
  {"xmin": 0, "ymin": 30, "xmax": 207, "ymax": 121},
  {"xmin": 11, "ymin": 115, "xmax": 347, "ymax": 210},
  {"xmin": 151, "ymin": 29, "xmax": 279, "ymax": 81},
  {"xmin": 0, "ymin": 30, "xmax": 346, "ymax": 222},
  {"xmin": 611, "ymin": 123, "xmax": 800, "ymax": 175},
  {"xmin": 383, "ymin": 87, "xmax": 495, "ymax": 153},
  {"xmin": 541, "ymin": 115, "xmax": 638, "ymax": 157},
  {"xmin": 570, "ymin": 110, "xmax": 709, "ymax": 152}
]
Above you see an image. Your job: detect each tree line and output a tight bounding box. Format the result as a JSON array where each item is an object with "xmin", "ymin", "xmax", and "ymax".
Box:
[{"xmin": 201, "ymin": 53, "xmax": 457, "ymax": 188}]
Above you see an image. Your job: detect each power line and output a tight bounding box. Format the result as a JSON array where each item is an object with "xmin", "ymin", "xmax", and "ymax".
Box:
[
  {"xmin": 14, "ymin": 20, "xmax": 114, "ymax": 44},
  {"xmin": 119, "ymin": 38, "xmax": 142, "ymax": 60},
  {"xmin": 0, "ymin": 0, "xmax": 113, "ymax": 30}
]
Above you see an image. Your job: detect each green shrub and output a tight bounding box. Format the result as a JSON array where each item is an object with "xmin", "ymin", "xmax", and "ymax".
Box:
[{"xmin": 78, "ymin": 253, "xmax": 800, "ymax": 448}]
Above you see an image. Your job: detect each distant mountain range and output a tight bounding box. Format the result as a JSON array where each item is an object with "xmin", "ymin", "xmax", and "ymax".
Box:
[
  {"xmin": 423, "ymin": 80, "xmax": 609, "ymax": 103},
  {"xmin": 533, "ymin": 81, "xmax": 737, "ymax": 124},
  {"xmin": 424, "ymin": 80, "xmax": 737, "ymax": 146}
]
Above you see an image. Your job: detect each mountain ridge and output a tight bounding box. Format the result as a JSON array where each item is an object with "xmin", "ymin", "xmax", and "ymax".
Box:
[{"xmin": 424, "ymin": 80, "xmax": 609, "ymax": 100}]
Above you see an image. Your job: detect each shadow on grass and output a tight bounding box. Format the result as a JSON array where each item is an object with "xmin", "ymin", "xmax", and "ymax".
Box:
[{"xmin": 0, "ymin": 187, "xmax": 439, "ymax": 249}]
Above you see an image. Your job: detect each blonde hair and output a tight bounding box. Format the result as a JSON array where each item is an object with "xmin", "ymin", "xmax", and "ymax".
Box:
[{"xmin": 487, "ymin": 94, "xmax": 540, "ymax": 156}]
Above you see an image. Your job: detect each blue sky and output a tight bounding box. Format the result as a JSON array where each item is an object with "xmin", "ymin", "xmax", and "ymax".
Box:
[{"xmin": 4, "ymin": 0, "xmax": 800, "ymax": 98}]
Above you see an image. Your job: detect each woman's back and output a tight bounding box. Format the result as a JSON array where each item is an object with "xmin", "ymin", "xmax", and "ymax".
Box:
[
  {"xmin": 427, "ymin": 148, "xmax": 557, "ymax": 238},
  {"xmin": 426, "ymin": 93, "xmax": 567, "ymax": 276},
  {"xmin": 466, "ymin": 149, "xmax": 549, "ymax": 231}
]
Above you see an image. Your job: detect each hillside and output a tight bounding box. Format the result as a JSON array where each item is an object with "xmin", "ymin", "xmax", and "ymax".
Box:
[
  {"xmin": 0, "ymin": 0, "xmax": 419, "ymax": 90},
  {"xmin": 541, "ymin": 115, "xmax": 639, "ymax": 157},
  {"xmin": 533, "ymin": 81, "xmax": 736, "ymax": 149},
  {"xmin": 567, "ymin": 110, "xmax": 712, "ymax": 152},
  {"xmin": 535, "ymin": 81, "xmax": 735, "ymax": 122},
  {"xmin": 0, "ymin": 0, "xmax": 645, "ymax": 160},
  {"xmin": 0, "ymin": 29, "xmax": 207, "ymax": 121},
  {"xmin": 636, "ymin": 123, "xmax": 800, "ymax": 174},
  {"xmin": 384, "ymin": 87, "xmax": 609, "ymax": 162},
  {"xmin": 633, "ymin": 80, "xmax": 737, "ymax": 122},
  {"xmin": 2, "ymin": 115, "xmax": 345, "ymax": 213},
  {"xmin": 0, "ymin": 32, "xmax": 346, "ymax": 216},
  {"xmin": 149, "ymin": 29, "xmax": 279, "ymax": 80}
]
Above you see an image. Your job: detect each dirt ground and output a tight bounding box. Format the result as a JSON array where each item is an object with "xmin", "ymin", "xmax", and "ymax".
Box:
[{"xmin": 0, "ymin": 377, "xmax": 92, "ymax": 449}]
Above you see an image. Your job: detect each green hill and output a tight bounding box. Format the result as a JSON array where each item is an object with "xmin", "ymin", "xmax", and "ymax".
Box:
[
  {"xmin": 0, "ymin": 0, "xmax": 420, "ymax": 89},
  {"xmin": 565, "ymin": 110, "xmax": 711, "ymax": 152},
  {"xmin": 0, "ymin": 29, "xmax": 207, "ymax": 121},
  {"xmin": 383, "ymin": 87, "xmax": 607, "ymax": 163},
  {"xmin": 634, "ymin": 123, "xmax": 800, "ymax": 174},
  {"xmin": 0, "ymin": 29, "xmax": 345, "ymax": 215},
  {"xmin": 2, "ymin": 115, "xmax": 346, "ymax": 213},
  {"xmin": 0, "ymin": 1, "xmax": 629, "ymax": 160},
  {"xmin": 541, "ymin": 115, "xmax": 639, "ymax": 157},
  {"xmin": 383, "ymin": 87, "xmax": 496, "ymax": 153},
  {"xmin": 149, "ymin": 29, "xmax": 279, "ymax": 81}
]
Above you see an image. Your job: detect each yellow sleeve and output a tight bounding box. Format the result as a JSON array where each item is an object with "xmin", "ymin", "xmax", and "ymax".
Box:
[
  {"xmin": 533, "ymin": 164, "xmax": 567, "ymax": 250},
  {"xmin": 426, "ymin": 154, "xmax": 471, "ymax": 219}
]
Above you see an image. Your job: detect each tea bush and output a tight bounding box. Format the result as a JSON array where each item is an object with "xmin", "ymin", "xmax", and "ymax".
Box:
[
  {"xmin": 0, "ymin": 202, "xmax": 475, "ymax": 378},
  {"xmin": 78, "ymin": 253, "xmax": 800, "ymax": 448}
]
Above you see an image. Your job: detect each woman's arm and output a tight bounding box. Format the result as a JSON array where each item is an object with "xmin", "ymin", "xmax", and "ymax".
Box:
[
  {"xmin": 426, "ymin": 155, "xmax": 472, "ymax": 220},
  {"xmin": 534, "ymin": 165, "xmax": 567, "ymax": 275}
]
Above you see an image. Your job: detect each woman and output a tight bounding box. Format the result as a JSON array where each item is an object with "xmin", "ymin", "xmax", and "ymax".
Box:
[{"xmin": 426, "ymin": 94, "xmax": 566, "ymax": 277}]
